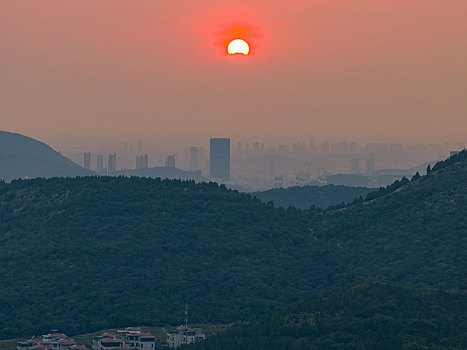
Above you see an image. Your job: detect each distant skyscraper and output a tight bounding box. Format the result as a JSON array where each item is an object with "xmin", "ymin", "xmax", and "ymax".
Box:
[
  {"xmin": 96, "ymin": 154, "xmax": 104, "ymax": 172},
  {"xmin": 210, "ymin": 138, "xmax": 230, "ymax": 181},
  {"xmin": 166, "ymin": 154, "xmax": 175, "ymax": 168},
  {"xmin": 84, "ymin": 152, "xmax": 91, "ymax": 170},
  {"xmin": 252, "ymin": 142, "xmax": 260, "ymax": 154},
  {"xmin": 136, "ymin": 154, "xmax": 148, "ymax": 169},
  {"xmin": 349, "ymin": 142, "xmax": 358, "ymax": 154},
  {"xmin": 350, "ymin": 157, "xmax": 359, "ymax": 174},
  {"xmin": 366, "ymin": 158, "xmax": 376, "ymax": 174},
  {"xmin": 189, "ymin": 147, "xmax": 199, "ymax": 170},
  {"xmin": 108, "ymin": 153, "xmax": 117, "ymax": 173}
]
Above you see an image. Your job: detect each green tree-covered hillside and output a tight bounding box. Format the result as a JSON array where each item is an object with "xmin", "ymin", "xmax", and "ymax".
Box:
[
  {"xmin": 0, "ymin": 151, "xmax": 465, "ymax": 340},
  {"xmin": 312, "ymin": 151, "xmax": 467, "ymax": 289},
  {"xmin": 184, "ymin": 282, "xmax": 467, "ymax": 350},
  {"xmin": 0, "ymin": 178, "xmax": 329, "ymax": 338}
]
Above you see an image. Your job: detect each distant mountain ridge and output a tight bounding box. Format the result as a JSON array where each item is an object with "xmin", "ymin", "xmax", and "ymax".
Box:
[
  {"xmin": 0, "ymin": 131, "xmax": 92, "ymax": 181},
  {"xmin": 251, "ymin": 185, "xmax": 373, "ymax": 209}
]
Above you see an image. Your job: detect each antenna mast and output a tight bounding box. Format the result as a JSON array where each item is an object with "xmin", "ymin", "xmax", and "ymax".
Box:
[{"xmin": 185, "ymin": 304, "xmax": 189, "ymax": 328}]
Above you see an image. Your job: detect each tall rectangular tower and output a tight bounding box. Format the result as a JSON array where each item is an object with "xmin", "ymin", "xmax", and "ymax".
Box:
[
  {"xmin": 350, "ymin": 157, "xmax": 360, "ymax": 174},
  {"xmin": 366, "ymin": 158, "xmax": 376, "ymax": 174},
  {"xmin": 96, "ymin": 154, "xmax": 104, "ymax": 172},
  {"xmin": 108, "ymin": 153, "xmax": 117, "ymax": 173},
  {"xmin": 166, "ymin": 154, "xmax": 175, "ymax": 168},
  {"xmin": 210, "ymin": 138, "xmax": 230, "ymax": 181},
  {"xmin": 136, "ymin": 154, "xmax": 148, "ymax": 169},
  {"xmin": 83, "ymin": 152, "xmax": 91, "ymax": 170}
]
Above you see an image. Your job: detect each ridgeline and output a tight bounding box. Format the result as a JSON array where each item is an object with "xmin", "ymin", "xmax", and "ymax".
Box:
[
  {"xmin": 251, "ymin": 185, "xmax": 373, "ymax": 209},
  {"xmin": 0, "ymin": 131, "xmax": 91, "ymax": 181}
]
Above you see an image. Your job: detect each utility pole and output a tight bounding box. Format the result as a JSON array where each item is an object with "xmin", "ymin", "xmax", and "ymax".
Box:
[{"xmin": 185, "ymin": 304, "xmax": 189, "ymax": 328}]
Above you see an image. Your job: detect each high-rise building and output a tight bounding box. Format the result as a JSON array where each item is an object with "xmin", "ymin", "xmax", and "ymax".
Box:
[
  {"xmin": 366, "ymin": 158, "xmax": 376, "ymax": 174},
  {"xmin": 210, "ymin": 138, "xmax": 230, "ymax": 181},
  {"xmin": 349, "ymin": 142, "xmax": 358, "ymax": 154},
  {"xmin": 96, "ymin": 154, "xmax": 104, "ymax": 172},
  {"xmin": 189, "ymin": 147, "xmax": 199, "ymax": 170},
  {"xmin": 252, "ymin": 142, "xmax": 260, "ymax": 154},
  {"xmin": 136, "ymin": 154, "xmax": 148, "ymax": 169},
  {"xmin": 84, "ymin": 152, "xmax": 91, "ymax": 170},
  {"xmin": 166, "ymin": 154, "xmax": 175, "ymax": 168},
  {"xmin": 108, "ymin": 153, "xmax": 117, "ymax": 173},
  {"xmin": 350, "ymin": 157, "xmax": 359, "ymax": 174}
]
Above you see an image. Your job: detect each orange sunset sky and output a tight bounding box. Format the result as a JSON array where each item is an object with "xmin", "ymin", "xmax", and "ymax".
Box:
[{"xmin": 1, "ymin": 0, "xmax": 466, "ymax": 146}]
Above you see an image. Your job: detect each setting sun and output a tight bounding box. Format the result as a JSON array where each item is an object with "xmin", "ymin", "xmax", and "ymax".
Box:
[{"xmin": 227, "ymin": 39, "xmax": 250, "ymax": 55}]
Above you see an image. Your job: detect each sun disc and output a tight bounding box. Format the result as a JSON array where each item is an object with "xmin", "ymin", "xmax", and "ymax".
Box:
[{"xmin": 227, "ymin": 39, "xmax": 250, "ymax": 55}]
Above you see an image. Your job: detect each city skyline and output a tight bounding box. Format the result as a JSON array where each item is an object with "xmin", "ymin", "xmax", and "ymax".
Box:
[{"xmin": 55, "ymin": 133, "xmax": 462, "ymax": 191}]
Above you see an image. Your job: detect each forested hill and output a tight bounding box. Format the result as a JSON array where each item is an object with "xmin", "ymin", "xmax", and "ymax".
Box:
[
  {"xmin": 251, "ymin": 185, "xmax": 373, "ymax": 209},
  {"xmin": 0, "ymin": 177, "xmax": 328, "ymax": 338},
  {"xmin": 0, "ymin": 151, "xmax": 465, "ymax": 339},
  {"xmin": 184, "ymin": 282, "xmax": 467, "ymax": 350},
  {"xmin": 313, "ymin": 150, "xmax": 467, "ymax": 289}
]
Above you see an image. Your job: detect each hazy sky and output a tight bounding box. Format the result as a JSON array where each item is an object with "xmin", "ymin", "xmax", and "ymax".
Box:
[{"xmin": 1, "ymin": 0, "xmax": 466, "ymax": 146}]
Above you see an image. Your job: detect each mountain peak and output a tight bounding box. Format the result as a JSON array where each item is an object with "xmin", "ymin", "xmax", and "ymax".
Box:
[{"xmin": 0, "ymin": 131, "xmax": 92, "ymax": 182}]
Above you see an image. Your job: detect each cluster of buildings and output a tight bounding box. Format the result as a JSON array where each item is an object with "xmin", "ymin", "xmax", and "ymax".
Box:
[
  {"xmin": 17, "ymin": 326, "xmax": 206, "ymax": 350},
  {"xmin": 17, "ymin": 332, "xmax": 88, "ymax": 350},
  {"xmin": 349, "ymin": 157, "xmax": 375, "ymax": 174},
  {"xmin": 92, "ymin": 327, "xmax": 155, "ymax": 350},
  {"xmin": 84, "ymin": 153, "xmax": 116, "ymax": 173},
  {"xmin": 166, "ymin": 327, "xmax": 205, "ymax": 348},
  {"xmin": 92, "ymin": 326, "xmax": 206, "ymax": 349},
  {"xmin": 79, "ymin": 138, "xmax": 465, "ymax": 191},
  {"xmin": 81, "ymin": 138, "xmax": 232, "ymax": 183}
]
